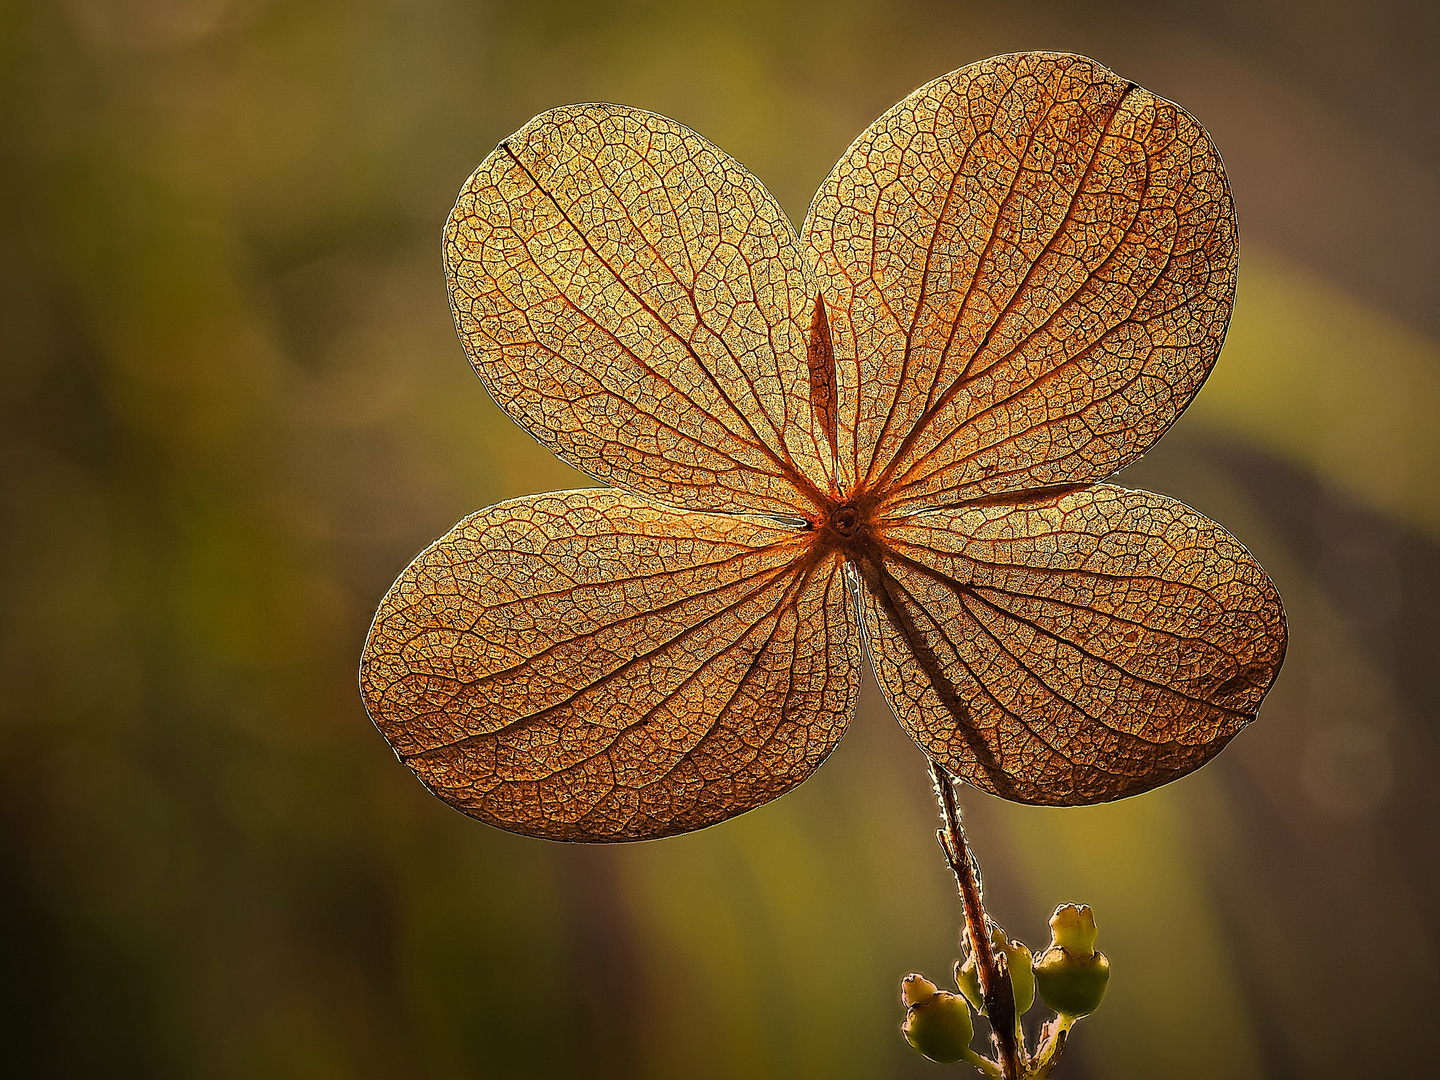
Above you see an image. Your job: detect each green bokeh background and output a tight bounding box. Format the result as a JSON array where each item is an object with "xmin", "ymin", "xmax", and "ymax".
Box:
[{"xmin": 3, "ymin": 2, "xmax": 1437, "ymax": 1077}]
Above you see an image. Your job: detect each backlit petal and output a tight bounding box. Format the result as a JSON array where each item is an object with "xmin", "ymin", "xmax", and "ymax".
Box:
[
  {"xmin": 805, "ymin": 52, "xmax": 1235, "ymax": 512},
  {"xmin": 857, "ymin": 485, "xmax": 1285, "ymax": 804},
  {"xmin": 447, "ymin": 105, "xmax": 837, "ymax": 516},
  {"xmin": 361, "ymin": 490, "xmax": 860, "ymax": 840}
]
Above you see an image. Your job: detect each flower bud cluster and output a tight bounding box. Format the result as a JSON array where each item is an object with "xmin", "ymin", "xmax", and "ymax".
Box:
[{"xmin": 900, "ymin": 903, "xmax": 1112, "ymax": 1074}]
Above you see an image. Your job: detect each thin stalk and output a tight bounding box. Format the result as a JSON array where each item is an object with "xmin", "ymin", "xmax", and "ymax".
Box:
[
  {"xmin": 929, "ymin": 761, "xmax": 1023, "ymax": 1080},
  {"xmin": 1029, "ymin": 1017, "xmax": 1074, "ymax": 1079}
]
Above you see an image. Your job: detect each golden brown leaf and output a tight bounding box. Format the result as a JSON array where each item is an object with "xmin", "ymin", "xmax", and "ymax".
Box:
[
  {"xmin": 859, "ymin": 485, "xmax": 1286, "ymax": 804},
  {"xmin": 446, "ymin": 104, "xmax": 836, "ymax": 517},
  {"xmin": 363, "ymin": 51, "xmax": 1288, "ymax": 838},
  {"xmin": 360, "ymin": 490, "xmax": 860, "ymax": 840},
  {"xmin": 804, "ymin": 52, "xmax": 1236, "ymax": 514}
]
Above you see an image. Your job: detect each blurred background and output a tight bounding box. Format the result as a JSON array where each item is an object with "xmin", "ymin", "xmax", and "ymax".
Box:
[{"xmin": 2, "ymin": 1, "xmax": 1437, "ymax": 1077}]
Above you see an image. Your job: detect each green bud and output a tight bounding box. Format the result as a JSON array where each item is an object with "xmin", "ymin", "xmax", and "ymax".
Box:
[
  {"xmin": 953, "ymin": 925, "xmax": 1034, "ymax": 1017},
  {"xmin": 1048, "ymin": 905, "xmax": 1099, "ymax": 957},
  {"xmin": 901, "ymin": 974, "xmax": 975, "ymax": 1064},
  {"xmin": 901, "ymin": 972, "xmax": 939, "ymax": 1008},
  {"xmin": 1033, "ymin": 905, "xmax": 1109, "ymax": 1018},
  {"xmin": 953, "ymin": 954, "xmax": 984, "ymax": 1013},
  {"xmin": 1034, "ymin": 948, "xmax": 1109, "ymax": 1018},
  {"xmin": 1004, "ymin": 938, "xmax": 1036, "ymax": 1017}
]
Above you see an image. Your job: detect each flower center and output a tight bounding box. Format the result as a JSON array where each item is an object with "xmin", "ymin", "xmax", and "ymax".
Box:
[
  {"xmin": 819, "ymin": 497, "xmax": 879, "ymax": 556},
  {"xmin": 831, "ymin": 505, "xmax": 861, "ymax": 536}
]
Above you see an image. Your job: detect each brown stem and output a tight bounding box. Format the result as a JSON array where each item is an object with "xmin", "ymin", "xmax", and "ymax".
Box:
[{"xmin": 929, "ymin": 760, "xmax": 1023, "ymax": 1080}]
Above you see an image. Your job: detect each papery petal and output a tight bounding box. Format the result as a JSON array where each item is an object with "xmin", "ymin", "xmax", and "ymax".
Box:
[
  {"xmin": 360, "ymin": 490, "xmax": 860, "ymax": 840},
  {"xmin": 446, "ymin": 105, "xmax": 838, "ymax": 516},
  {"xmin": 804, "ymin": 52, "xmax": 1235, "ymax": 512},
  {"xmin": 857, "ymin": 485, "xmax": 1285, "ymax": 804}
]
